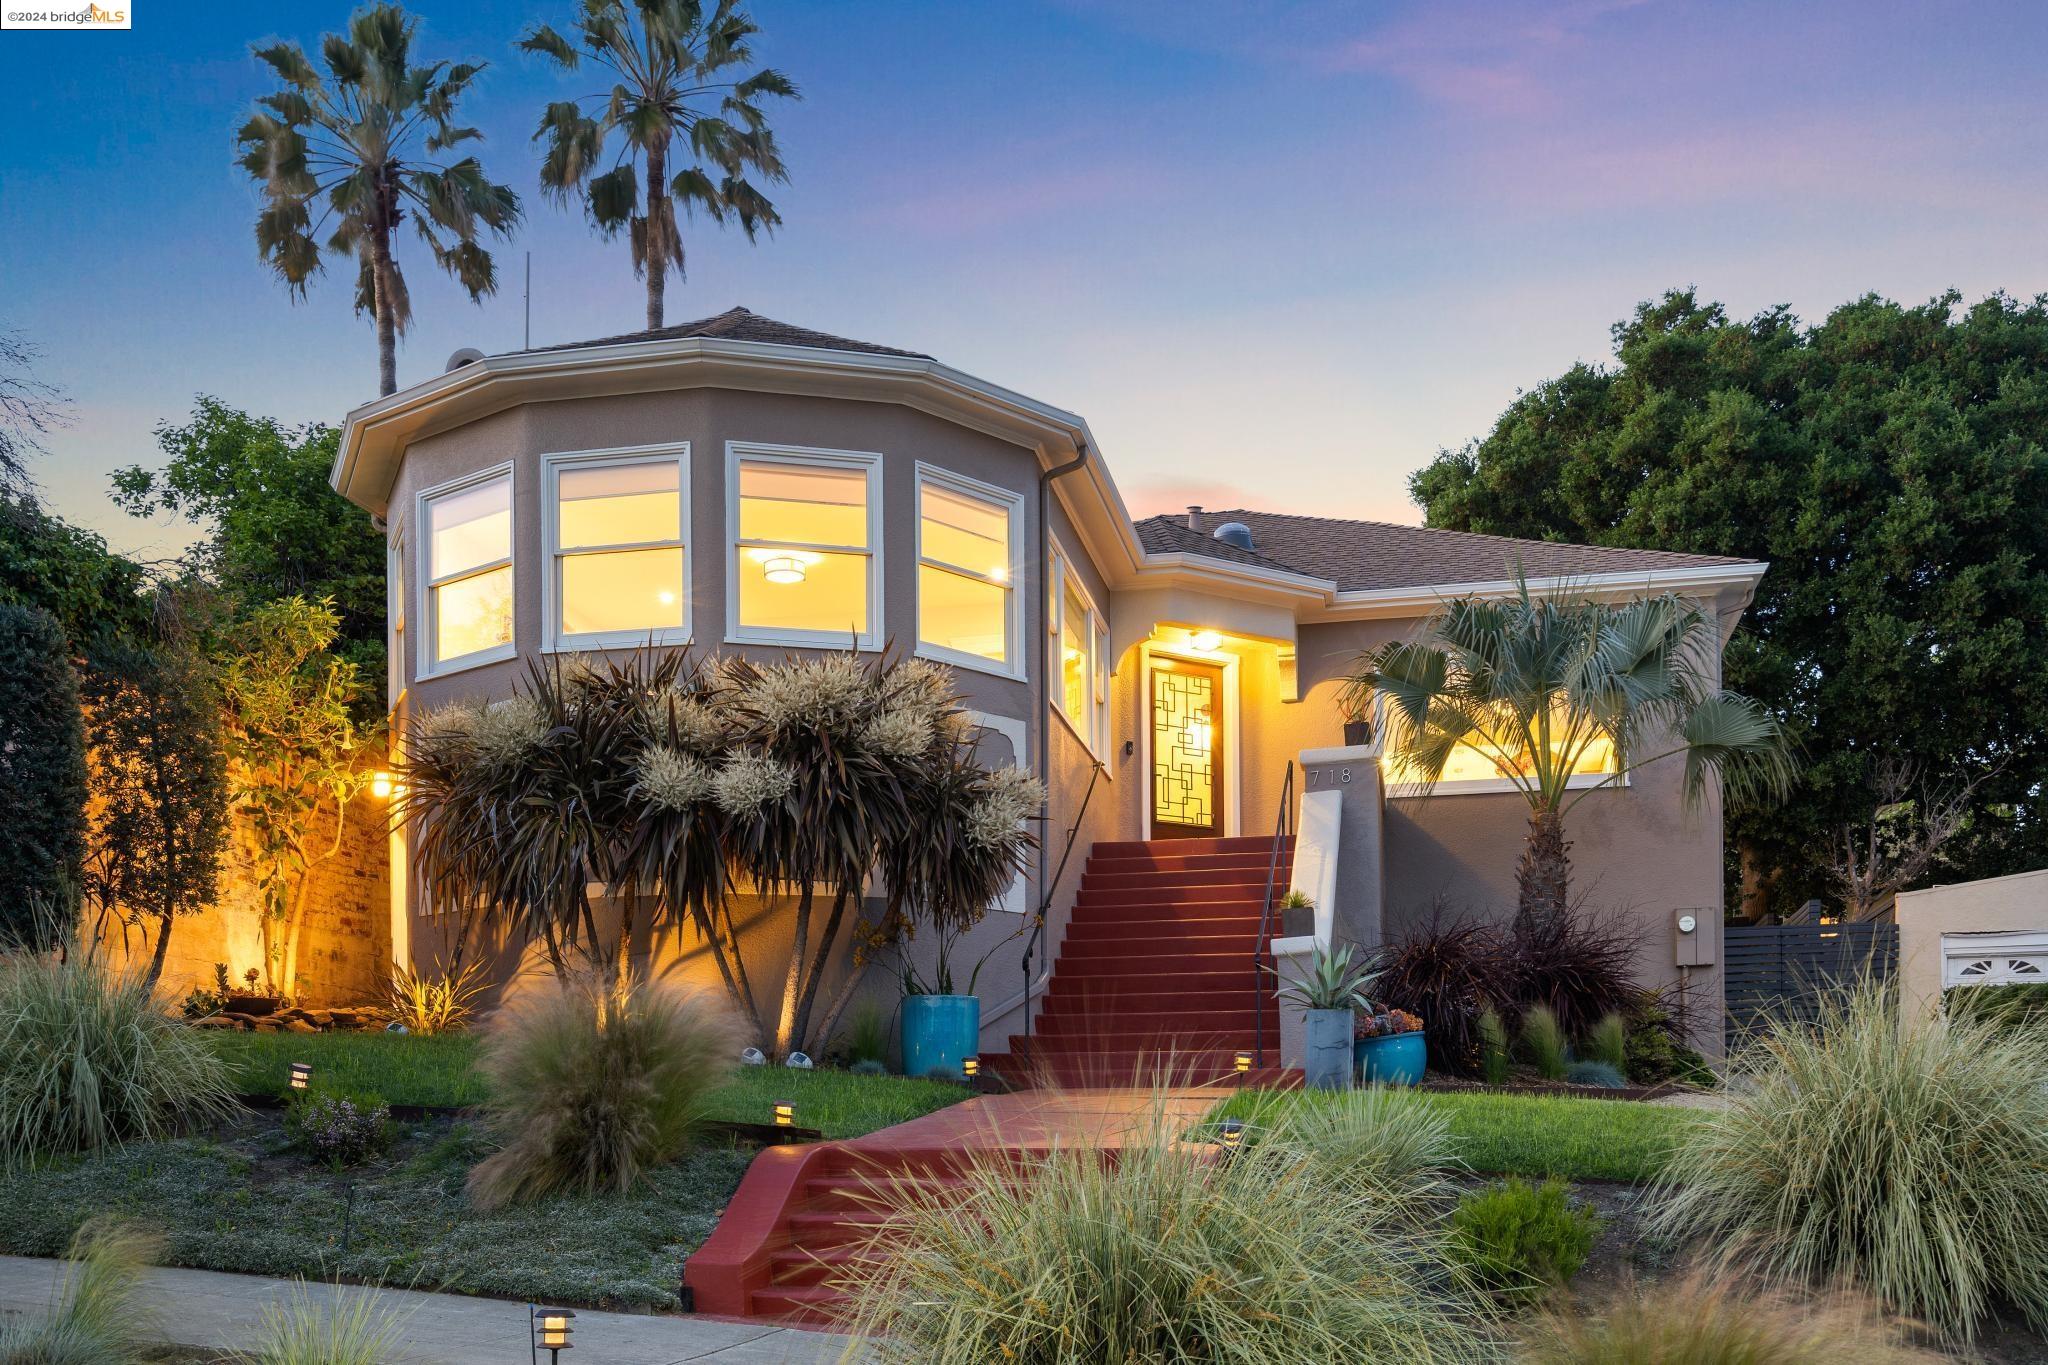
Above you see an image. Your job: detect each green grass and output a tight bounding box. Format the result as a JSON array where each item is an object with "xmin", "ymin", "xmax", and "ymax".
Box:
[
  {"xmin": 1207, "ymin": 1088, "xmax": 1700, "ymax": 1184},
  {"xmin": 203, "ymin": 1031, "xmax": 970, "ymax": 1139}
]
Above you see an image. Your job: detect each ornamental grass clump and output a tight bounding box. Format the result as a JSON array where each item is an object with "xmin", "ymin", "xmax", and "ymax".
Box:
[
  {"xmin": 0, "ymin": 951, "xmax": 234, "ymax": 1167},
  {"xmin": 233, "ymin": 1281, "xmax": 415, "ymax": 1365},
  {"xmin": 1655, "ymin": 980, "xmax": 2048, "ymax": 1340},
  {"xmin": 1258, "ymin": 1083, "xmax": 1458, "ymax": 1187},
  {"xmin": 1522, "ymin": 1273, "xmax": 1938, "ymax": 1365},
  {"xmin": 467, "ymin": 975, "xmax": 738, "ymax": 1209},
  {"xmin": 0, "ymin": 1219, "xmax": 159, "ymax": 1365},
  {"xmin": 838, "ymin": 1096, "xmax": 1493, "ymax": 1362}
]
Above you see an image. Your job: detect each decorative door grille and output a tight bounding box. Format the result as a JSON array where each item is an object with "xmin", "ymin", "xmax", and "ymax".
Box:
[{"xmin": 1151, "ymin": 661, "xmax": 1220, "ymax": 835}]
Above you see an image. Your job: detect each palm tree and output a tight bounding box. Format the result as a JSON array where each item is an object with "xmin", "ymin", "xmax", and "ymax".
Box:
[
  {"xmin": 1346, "ymin": 580, "xmax": 1795, "ymax": 929},
  {"xmin": 521, "ymin": 0, "xmax": 797, "ymax": 330},
  {"xmin": 238, "ymin": 4, "xmax": 522, "ymax": 397}
]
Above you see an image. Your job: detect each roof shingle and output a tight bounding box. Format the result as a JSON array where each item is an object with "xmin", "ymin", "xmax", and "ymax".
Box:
[
  {"xmin": 1135, "ymin": 509, "xmax": 1753, "ymax": 592},
  {"xmin": 510, "ymin": 306, "xmax": 931, "ymax": 361}
]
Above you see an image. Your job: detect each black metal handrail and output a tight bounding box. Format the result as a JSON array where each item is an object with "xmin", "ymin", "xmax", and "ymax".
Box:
[
  {"xmin": 1021, "ymin": 759, "xmax": 1105, "ymax": 1042},
  {"xmin": 1252, "ymin": 760, "xmax": 1297, "ymax": 1067}
]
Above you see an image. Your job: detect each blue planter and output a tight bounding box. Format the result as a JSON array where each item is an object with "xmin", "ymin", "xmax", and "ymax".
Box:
[
  {"xmin": 1355, "ymin": 1031, "xmax": 1427, "ymax": 1087},
  {"xmin": 899, "ymin": 994, "xmax": 979, "ymax": 1081}
]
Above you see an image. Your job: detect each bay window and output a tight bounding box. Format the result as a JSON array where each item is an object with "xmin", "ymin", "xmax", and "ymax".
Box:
[
  {"xmin": 728, "ymin": 444, "xmax": 881, "ymax": 648},
  {"xmin": 546, "ymin": 446, "xmax": 689, "ymax": 649},
  {"xmin": 420, "ymin": 466, "xmax": 514, "ymax": 674},
  {"xmin": 916, "ymin": 466, "xmax": 1022, "ymax": 675}
]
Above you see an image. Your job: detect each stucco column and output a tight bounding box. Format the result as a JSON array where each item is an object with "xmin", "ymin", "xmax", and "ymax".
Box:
[{"xmin": 1274, "ymin": 745, "xmax": 1386, "ymax": 1069}]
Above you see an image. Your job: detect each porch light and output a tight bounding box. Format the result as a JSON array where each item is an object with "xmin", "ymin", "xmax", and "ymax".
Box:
[
  {"xmin": 773, "ymin": 1101, "xmax": 796, "ymax": 1128},
  {"xmin": 1190, "ymin": 629, "xmax": 1222, "ymax": 652},
  {"xmin": 962, "ymin": 1057, "xmax": 979, "ymax": 1079},
  {"xmin": 760, "ymin": 555, "xmax": 807, "ymax": 585},
  {"xmin": 369, "ymin": 771, "xmax": 394, "ymax": 800},
  {"xmin": 532, "ymin": 1305, "xmax": 575, "ymax": 1360},
  {"xmin": 288, "ymin": 1061, "xmax": 312, "ymax": 1092},
  {"xmin": 1216, "ymin": 1119, "xmax": 1245, "ymax": 1152}
]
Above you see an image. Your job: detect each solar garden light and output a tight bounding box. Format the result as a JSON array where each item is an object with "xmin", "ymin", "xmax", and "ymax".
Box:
[
  {"xmin": 530, "ymin": 1305, "xmax": 575, "ymax": 1362},
  {"xmin": 288, "ymin": 1061, "xmax": 312, "ymax": 1092},
  {"xmin": 772, "ymin": 1101, "xmax": 796, "ymax": 1128},
  {"xmin": 961, "ymin": 1056, "xmax": 979, "ymax": 1079},
  {"xmin": 1234, "ymin": 1051, "xmax": 1252, "ymax": 1078},
  {"xmin": 1216, "ymin": 1119, "xmax": 1246, "ymax": 1154}
]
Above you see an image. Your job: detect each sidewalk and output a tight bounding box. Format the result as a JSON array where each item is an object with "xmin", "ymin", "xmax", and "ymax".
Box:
[{"xmin": 0, "ymin": 1256, "xmax": 860, "ymax": 1363}]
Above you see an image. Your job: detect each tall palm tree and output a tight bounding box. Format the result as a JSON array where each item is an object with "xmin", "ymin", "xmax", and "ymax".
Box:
[
  {"xmin": 1347, "ymin": 580, "xmax": 1795, "ymax": 929},
  {"xmin": 238, "ymin": 4, "xmax": 522, "ymax": 397},
  {"xmin": 521, "ymin": 0, "xmax": 796, "ymax": 330}
]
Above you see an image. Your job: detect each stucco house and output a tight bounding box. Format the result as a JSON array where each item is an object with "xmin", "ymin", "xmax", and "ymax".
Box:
[{"xmin": 332, "ymin": 306, "xmax": 1762, "ymax": 1072}]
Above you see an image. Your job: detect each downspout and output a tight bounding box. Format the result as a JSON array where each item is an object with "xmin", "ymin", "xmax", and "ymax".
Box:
[{"xmin": 1032, "ymin": 439, "xmax": 1092, "ymax": 995}]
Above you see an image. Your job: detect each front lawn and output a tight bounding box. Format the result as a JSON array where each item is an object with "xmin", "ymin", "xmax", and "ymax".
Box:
[
  {"xmin": 206, "ymin": 1031, "xmax": 971, "ymax": 1139},
  {"xmin": 1207, "ymin": 1088, "xmax": 1701, "ymax": 1184}
]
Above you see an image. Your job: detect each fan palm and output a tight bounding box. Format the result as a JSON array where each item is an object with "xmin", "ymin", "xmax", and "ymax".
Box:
[
  {"xmin": 238, "ymin": 4, "xmax": 522, "ymax": 397},
  {"xmin": 1346, "ymin": 579, "xmax": 1794, "ymax": 929},
  {"xmin": 521, "ymin": 0, "xmax": 797, "ymax": 329}
]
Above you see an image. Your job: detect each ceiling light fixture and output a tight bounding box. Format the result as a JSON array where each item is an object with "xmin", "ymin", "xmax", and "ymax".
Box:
[
  {"xmin": 761, "ymin": 556, "xmax": 807, "ymax": 585},
  {"xmin": 1190, "ymin": 629, "xmax": 1223, "ymax": 651}
]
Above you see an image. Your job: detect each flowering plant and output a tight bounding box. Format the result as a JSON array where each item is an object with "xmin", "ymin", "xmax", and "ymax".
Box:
[
  {"xmin": 285, "ymin": 1091, "xmax": 392, "ymax": 1168},
  {"xmin": 1355, "ymin": 1007, "xmax": 1425, "ymax": 1039}
]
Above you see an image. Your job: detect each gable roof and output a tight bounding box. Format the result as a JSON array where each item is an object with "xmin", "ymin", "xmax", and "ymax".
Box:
[
  {"xmin": 1134, "ymin": 509, "xmax": 1753, "ymax": 593},
  {"xmin": 514, "ymin": 306, "xmax": 931, "ymax": 361}
]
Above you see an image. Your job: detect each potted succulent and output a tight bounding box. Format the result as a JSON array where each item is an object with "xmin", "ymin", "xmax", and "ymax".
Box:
[
  {"xmin": 1354, "ymin": 1006, "xmax": 1427, "ymax": 1086},
  {"xmin": 1277, "ymin": 888, "xmax": 1316, "ymax": 939},
  {"xmin": 1279, "ymin": 944, "xmax": 1379, "ymax": 1091},
  {"xmin": 1336, "ymin": 678, "xmax": 1374, "ymax": 748},
  {"xmin": 898, "ymin": 923, "xmax": 987, "ymax": 1082}
]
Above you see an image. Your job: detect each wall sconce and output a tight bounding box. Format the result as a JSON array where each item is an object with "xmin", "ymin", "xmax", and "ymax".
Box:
[
  {"xmin": 1190, "ymin": 629, "xmax": 1222, "ymax": 651},
  {"xmin": 532, "ymin": 1305, "xmax": 575, "ymax": 1360},
  {"xmin": 772, "ymin": 1101, "xmax": 796, "ymax": 1128},
  {"xmin": 369, "ymin": 771, "xmax": 394, "ymax": 800},
  {"xmin": 1216, "ymin": 1119, "xmax": 1245, "ymax": 1153},
  {"xmin": 288, "ymin": 1061, "xmax": 312, "ymax": 1092},
  {"xmin": 760, "ymin": 555, "xmax": 807, "ymax": 585},
  {"xmin": 962, "ymin": 1057, "xmax": 979, "ymax": 1079}
]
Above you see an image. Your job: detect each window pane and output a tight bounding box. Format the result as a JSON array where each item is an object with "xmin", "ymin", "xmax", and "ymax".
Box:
[
  {"xmin": 739, "ymin": 462, "xmax": 868, "ymax": 547},
  {"xmin": 921, "ymin": 483, "xmax": 1009, "ymax": 577},
  {"xmin": 919, "ymin": 564, "xmax": 1007, "ymax": 663},
  {"xmin": 737, "ymin": 547, "xmax": 868, "ymax": 635},
  {"xmin": 429, "ymin": 476, "xmax": 511, "ymax": 580},
  {"xmin": 435, "ymin": 564, "xmax": 513, "ymax": 662},
  {"xmin": 1061, "ymin": 587, "xmax": 1089, "ymax": 718},
  {"xmin": 561, "ymin": 547, "xmax": 685, "ymax": 637},
  {"xmin": 559, "ymin": 462, "xmax": 680, "ymax": 549}
]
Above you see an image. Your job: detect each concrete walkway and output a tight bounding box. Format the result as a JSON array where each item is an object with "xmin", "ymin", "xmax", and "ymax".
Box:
[{"xmin": 0, "ymin": 1256, "xmax": 861, "ymax": 1364}]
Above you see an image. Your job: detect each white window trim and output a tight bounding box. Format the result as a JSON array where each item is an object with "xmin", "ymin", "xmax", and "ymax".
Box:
[
  {"xmin": 912, "ymin": 461, "xmax": 1026, "ymax": 681},
  {"xmin": 540, "ymin": 442, "xmax": 692, "ymax": 654},
  {"xmin": 415, "ymin": 461, "xmax": 517, "ymax": 681},
  {"xmin": 386, "ymin": 512, "xmax": 408, "ymax": 711},
  {"xmin": 1362, "ymin": 691, "xmax": 1630, "ymax": 797},
  {"xmin": 724, "ymin": 440, "xmax": 884, "ymax": 651},
  {"xmin": 1048, "ymin": 540, "xmax": 1110, "ymax": 758}
]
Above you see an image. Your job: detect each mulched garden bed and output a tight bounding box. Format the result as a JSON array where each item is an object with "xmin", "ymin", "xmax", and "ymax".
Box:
[{"xmin": 1415, "ymin": 1073, "xmax": 1698, "ymax": 1102}]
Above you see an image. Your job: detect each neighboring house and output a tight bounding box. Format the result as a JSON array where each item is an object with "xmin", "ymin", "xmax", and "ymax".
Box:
[{"xmin": 332, "ymin": 307, "xmax": 1762, "ymax": 1066}]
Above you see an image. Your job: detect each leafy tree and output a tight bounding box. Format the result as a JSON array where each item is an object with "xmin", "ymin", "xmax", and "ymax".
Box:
[
  {"xmin": 80, "ymin": 630, "xmax": 230, "ymax": 986},
  {"xmin": 217, "ymin": 596, "xmax": 377, "ymax": 996},
  {"xmin": 522, "ymin": 0, "xmax": 797, "ymax": 330},
  {"xmin": 238, "ymin": 3, "xmax": 522, "ymax": 396},
  {"xmin": 0, "ymin": 326, "xmax": 64, "ymax": 498},
  {"xmin": 1349, "ymin": 583, "xmax": 1792, "ymax": 929},
  {"xmin": 1411, "ymin": 290, "xmax": 2048, "ymax": 917},
  {"xmin": 0, "ymin": 497, "xmax": 149, "ymax": 648},
  {"xmin": 0, "ymin": 606, "xmax": 87, "ymax": 946},
  {"xmin": 111, "ymin": 399, "xmax": 386, "ymax": 700}
]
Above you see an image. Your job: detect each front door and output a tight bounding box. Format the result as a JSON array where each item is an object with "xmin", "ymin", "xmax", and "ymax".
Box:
[{"xmin": 1150, "ymin": 656, "xmax": 1225, "ymax": 839}]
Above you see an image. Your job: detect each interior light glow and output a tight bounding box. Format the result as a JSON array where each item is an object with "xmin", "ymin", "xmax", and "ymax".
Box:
[{"xmin": 1190, "ymin": 629, "xmax": 1223, "ymax": 651}]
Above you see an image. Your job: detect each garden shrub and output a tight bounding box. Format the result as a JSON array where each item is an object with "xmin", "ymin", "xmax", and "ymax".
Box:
[
  {"xmin": 1563, "ymin": 1060, "xmax": 1626, "ymax": 1089},
  {"xmin": 467, "ymin": 976, "xmax": 737, "ymax": 1208},
  {"xmin": 838, "ymin": 1094, "xmax": 1494, "ymax": 1361},
  {"xmin": 1499, "ymin": 909, "xmax": 1640, "ymax": 1040},
  {"xmin": 0, "ymin": 952, "xmax": 234, "ymax": 1166},
  {"xmin": 1523, "ymin": 1273, "xmax": 1937, "ymax": 1364},
  {"xmin": 0, "ymin": 1218, "xmax": 159, "ymax": 1365},
  {"xmin": 0, "ymin": 604, "xmax": 88, "ymax": 949},
  {"xmin": 1260, "ymin": 1084, "xmax": 1458, "ymax": 1186},
  {"xmin": 385, "ymin": 959, "xmax": 488, "ymax": 1035},
  {"xmin": 1476, "ymin": 1007, "xmax": 1510, "ymax": 1085},
  {"xmin": 284, "ymin": 1091, "xmax": 392, "ymax": 1168},
  {"xmin": 237, "ymin": 1280, "xmax": 414, "ymax": 1365},
  {"xmin": 843, "ymin": 1001, "xmax": 888, "ymax": 1065},
  {"xmin": 1582, "ymin": 1012, "xmax": 1627, "ymax": 1070},
  {"xmin": 1948, "ymin": 981, "xmax": 2048, "ymax": 1033},
  {"xmin": 1520, "ymin": 1005, "xmax": 1569, "ymax": 1080},
  {"xmin": 1622, "ymin": 1002, "xmax": 1709, "ymax": 1085},
  {"xmin": 1372, "ymin": 907, "xmax": 1502, "ymax": 1074},
  {"xmin": 1447, "ymin": 1177, "xmax": 1600, "ymax": 1302},
  {"xmin": 1656, "ymin": 981, "xmax": 2048, "ymax": 1340}
]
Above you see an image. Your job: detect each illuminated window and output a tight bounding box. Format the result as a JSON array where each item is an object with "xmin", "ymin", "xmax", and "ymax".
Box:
[
  {"xmin": 546, "ymin": 447, "xmax": 689, "ymax": 649},
  {"xmin": 1386, "ymin": 712, "xmax": 1621, "ymax": 792},
  {"xmin": 1050, "ymin": 546, "xmax": 1109, "ymax": 754},
  {"xmin": 387, "ymin": 525, "xmax": 408, "ymax": 704},
  {"xmin": 916, "ymin": 468, "xmax": 1020, "ymax": 674},
  {"xmin": 421, "ymin": 467, "xmax": 514, "ymax": 673},
  {"xmin": 728, "ymin": 445, "xmax": 880, "ymax": 648}
]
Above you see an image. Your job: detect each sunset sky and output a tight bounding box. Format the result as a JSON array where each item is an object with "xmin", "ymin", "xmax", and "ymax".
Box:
[{"xmin": 5, "ymin": 0, "xmax": 2046, "ymax": 560}]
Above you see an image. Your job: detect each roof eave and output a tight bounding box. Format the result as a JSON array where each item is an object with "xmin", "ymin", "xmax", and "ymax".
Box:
[{"xmin": 1308, "ymin": 561, "xmax": 1770, "ymax": 620}]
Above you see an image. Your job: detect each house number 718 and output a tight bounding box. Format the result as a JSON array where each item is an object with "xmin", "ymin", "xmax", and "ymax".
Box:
[{"xmin": 1306, "ymin": 767, "xmax": 1353, "ymax": 786}]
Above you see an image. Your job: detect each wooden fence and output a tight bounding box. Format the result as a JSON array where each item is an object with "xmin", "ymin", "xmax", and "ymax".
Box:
[{"xmin": 1723, "ymin": 921, "xmax": 1898, "ymax": 1050}]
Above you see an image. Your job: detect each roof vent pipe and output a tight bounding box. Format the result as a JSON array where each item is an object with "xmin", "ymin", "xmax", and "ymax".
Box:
[
  {"xmin": 1213, "ymin": 521, "xmax": 1254, "ymax": 552},
  {"xmin": 1186, "ymin": 504, "xmax": 1203, "ymax": 531}
]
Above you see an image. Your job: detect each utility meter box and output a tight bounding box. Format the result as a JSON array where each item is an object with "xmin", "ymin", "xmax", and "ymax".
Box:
[{"xmin": 1672, "ymin": 908, "xmax": 1714, "ymax": 967}]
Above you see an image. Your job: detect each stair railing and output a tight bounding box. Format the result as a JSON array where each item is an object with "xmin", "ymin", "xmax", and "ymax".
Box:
[
  {"xmin": 1020, "ymin": 758, "xmax": 1105, "ymax": 1044},
  {"xmin": 1252, "ymin": 760, "xmax": 1296, "ymax": 1068}
]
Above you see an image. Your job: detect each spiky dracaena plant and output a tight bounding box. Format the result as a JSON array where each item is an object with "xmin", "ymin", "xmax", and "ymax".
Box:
[
  {"xmin": 238, "ymin": 3, "xmax": 521, "ymax": 396},
  {"xmin": 1346, "ymin": 578, "xmax": 1794, "ymax": 930}
]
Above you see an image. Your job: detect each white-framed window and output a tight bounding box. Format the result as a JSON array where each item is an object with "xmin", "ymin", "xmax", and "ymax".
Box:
[
  {"xmin": 417, "ymin": 464, "xmax": 515, "ymax": 677},
  {"xmin": 386, "ymin": 518, "xmax": 408, "ymax": 707},
  {"xmin": 1377, "ymin": 698, "xmax": 1626, "ymax": 797},
  {"xmin": 914, "ymin": 463, "xmax": 1024, "ymax": 678},
  {"xmin": 725, "ymin": 442, "xmax": 883, "ymax": 650},
  {"xmin": 542, "ymin": 444, "xmax": 691, "ymax": 651},
  {"xmin": 1049, "ymin": 543, "xmax": 1110, "ymax": 755}
]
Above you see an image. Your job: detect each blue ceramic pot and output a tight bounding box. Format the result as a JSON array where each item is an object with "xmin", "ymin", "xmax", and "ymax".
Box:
[
  {"xmin": 899, "ymin": 994, "xmax": 979, "ymax": 1081},
  {"xmin": 1355, "ymin": 1031, "xmax": 1427, "ymax": 1086}
]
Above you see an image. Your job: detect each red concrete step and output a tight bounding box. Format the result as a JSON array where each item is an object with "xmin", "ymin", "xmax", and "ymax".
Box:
[
  {"xmin": 1063, "ymin": 899, "xmax": 1282, "ymax": 926},
  {"xmin": 746, "ymin": 1283, "xmax": 846, "ymax": 1326},
  {"xmin": 1083, "ymin": 850, "xmax": 1283, "ymax": 873},
  {"xmin": 1056, "ymin": 936, "xmax": 1263, "ymax": 962},
  {"xmin": 1075, "ymin": 886, "xmax": 1271, "ymax": 908},
  {"xmin": 1063, "ymin": 912, "xmax": 1266, "ymax": 937},
  {"xmin": 1051, "ymin": 951, "xmax": 1247, "ymax": 977},
  {"xmin": 1087, "ymin": 834, "xmax": 1292, "ymax": 857},
  {"xmin": 1036, "ymin": 988, "xmax": 1266, "ymax": 1016},
  {"xmin": 1032, "ymin": 1009, "xmax": 1270, "ymax": 1036},
  {"xmin": 1079, "ymin": 867, "xmax": 1272, "ymax": 892}
]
